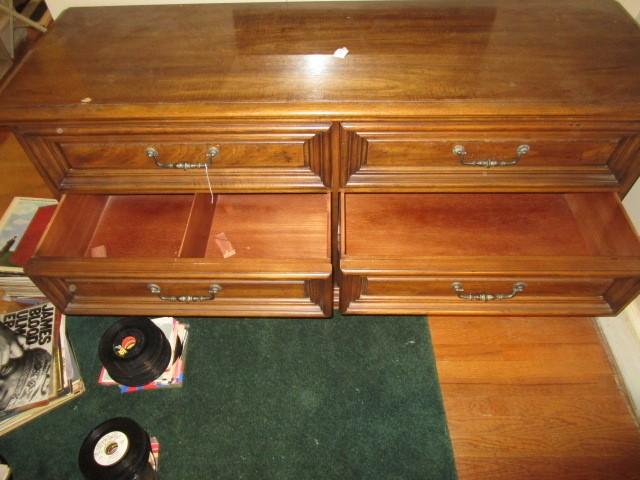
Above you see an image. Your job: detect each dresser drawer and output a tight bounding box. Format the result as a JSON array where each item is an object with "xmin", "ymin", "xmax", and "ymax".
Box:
[
  {"xmin": 17, "ymin": 123, "xmax": 331, "ymax": 194},
  {"xmin": 341, "ymin": 122, "xmax": 640, "ymax": 192},
  {"xmin": 29, "ymin": 276, "xmax": 332, "ymax": 317},
  {"xmin": 339, "ymin": 192, "xmax": 640, "ymax": 315},
  {"xmin": 341, "ymin": 276, "xmax": 624, "ymax": 316},
  {"xmin": 26, "ymin": 193, "xmax": 333, "ymax": 317}
]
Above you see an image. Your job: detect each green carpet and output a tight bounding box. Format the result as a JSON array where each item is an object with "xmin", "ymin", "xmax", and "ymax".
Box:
[{"xmin": 0, "ymin": 314, "xmax": 456, "ymax": 479}]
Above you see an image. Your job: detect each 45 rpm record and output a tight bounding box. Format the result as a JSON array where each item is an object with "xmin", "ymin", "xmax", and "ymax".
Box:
[
  {"xmin": 98, "ymin": 317, "xmax": 171, "ymax": 387},
  {"xmin": 78, "ymin": 417, "xmax": 156, "ymax": 480}
]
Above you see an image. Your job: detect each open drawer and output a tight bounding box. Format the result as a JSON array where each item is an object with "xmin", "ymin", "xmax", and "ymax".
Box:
[
  {"xmin": 340, "ymin": 192, "xmax": 640, "ymax": 315},
  {"xmin": 26, "ymin": 193, "xmax": 333, "ymax": 317}
]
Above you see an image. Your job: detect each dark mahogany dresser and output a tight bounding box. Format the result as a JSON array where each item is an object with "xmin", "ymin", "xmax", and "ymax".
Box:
[{"xmin": 1, "ymin": 0, "xmax": 639, "ymax": 317}]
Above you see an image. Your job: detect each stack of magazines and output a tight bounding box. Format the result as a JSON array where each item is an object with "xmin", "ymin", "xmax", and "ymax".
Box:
[
  {"xmin": 0, "ymin": 197, "xmax": 57, "ymax": 304},
  {"xmin": 0, "ymin": 302, "xmax": 84, "ymax": 435}
]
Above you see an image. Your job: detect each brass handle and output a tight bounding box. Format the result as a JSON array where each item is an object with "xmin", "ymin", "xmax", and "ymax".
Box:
[
  {"xmin": 146, "ymin": 146, "xmax": 219, "ymax": 170},
  {"xmin": 452, "ymin": 144, "xmax": 529, "ymax": 168},
  {"xmin": 147, "ymin": 283, "xmax": 222, "ymax": 302},
  {"xmin": 451, "ymin": 282, "xmax": 526, "ymax": 301}
]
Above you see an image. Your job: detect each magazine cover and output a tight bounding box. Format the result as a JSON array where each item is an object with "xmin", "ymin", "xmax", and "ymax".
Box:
[
  {"xmin": 0, "ymin": 197, "xmax": 57, "ymax": 273},
  {"xmin": 0, "ymin": 303, "xmax": 58, "ymax": 412},
  {"xmin": 0, "ymin": 311, "xmax": 85, "ymax": 436}
]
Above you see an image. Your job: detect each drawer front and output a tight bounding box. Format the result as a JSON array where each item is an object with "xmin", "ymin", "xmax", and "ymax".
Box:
[
  {"xmin": 341, "ymin": 121, "xmax": 640, "ymax": 192},
  {"xmin": 31, "ymin": 276, "xmax": 333, "ymax": 317},
  {"xmin": 340, "ymin": 274, "xmax": 633, "ymax": 316},
  {"xmin": 18, "ymin": 123, "xmax": 331, "ymax": 194},
  {"xmin": 61, "ymin": 142, "xmax": 305, "ymax": 169},
  {"xmin": 339, "ymin": 190, "xmax": 640, "ymax": 316},
  {"xmin": 25, "ymin": 190, "xmax": 333, "ymax": 318}
]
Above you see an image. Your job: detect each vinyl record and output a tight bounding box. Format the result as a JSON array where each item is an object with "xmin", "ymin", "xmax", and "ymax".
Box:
[
  {"xmin": 78, "ymin": 417, "xmax": 156, "ymax": 480},
  {"xmin": 0, "ymin": 454, "xmax": 12, "ymax": 480},
  {"xmin": 98, "ymin": 317, "xmax": 171, "ymax": 387}
]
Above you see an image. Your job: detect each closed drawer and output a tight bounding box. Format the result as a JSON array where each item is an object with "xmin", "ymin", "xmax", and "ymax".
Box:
[
  {"xmin": 18, "ymin": 123, "xmax": 331, "ymax": 194},
  {"xmin": 341, "ymin": 121, "xmax": 640, "ymax": 192},
  {"xmin": 339, "ymin": 192, "xmax": 640, "ymax": 316},
  {"xmin": 343, "ymin": 276, "xmax": 619, "ymax": 316},
  {"xmin": 26, "ymin": 193, "xmax": 333, "ymax": 317}
]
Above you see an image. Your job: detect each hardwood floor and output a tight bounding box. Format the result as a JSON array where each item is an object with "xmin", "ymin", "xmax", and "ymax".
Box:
[
  {"xmin": 431, "ymin": 316, "xmax": 640, "ymax": 479},
  {"xmin": 1, "ymin": 132, "xmax": 640, "ymax": 478},
  {"xmin": 0, "ymin": 129, "xmax": 52, "ymax": 213},
  {"xmin": 0, "ymin": 129, "xmax": 52, "ymax": 313}
]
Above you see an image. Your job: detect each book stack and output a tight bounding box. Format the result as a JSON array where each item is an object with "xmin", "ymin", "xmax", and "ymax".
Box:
[
  {"xmin": 99, "ymin": 317, "xmax": 190, "ymax": 394},
  {"xmin": 0, "ymin": 197, "xmax": 57, "ymax": 304},
  {"xmin": 0, "ymin": 302, "xmax": 84, "ymax": 435}
]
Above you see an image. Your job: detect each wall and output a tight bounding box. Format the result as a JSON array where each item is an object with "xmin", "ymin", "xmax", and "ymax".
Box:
[
  {"xmin": 45, "ymin": 0, "xmax": 640, "ymax": 19},
  {"xmin": 44, "ymin": 0, "xmax": 377, "ymax": 19},
  {"xmin": 625, "ymin": 173, "xmax": 640, "ymax": 226},
  {"xmin": 619, "ymin": 0, "xmax": 640, "ymax": 17}
]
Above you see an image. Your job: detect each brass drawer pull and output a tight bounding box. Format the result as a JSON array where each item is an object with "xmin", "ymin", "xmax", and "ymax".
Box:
[
  {"xmin": 145, "ymin": 146, "xmax": 219, "ymax": 170},
  {"xmin": 147, "ymin": 283, "xmax": 222, "ymax": 302},
  {"xmin": 451, "ymin": 282, "xmax": 526, "ymax": 301},
  {"xmin": 453, "ymin": 144, "xmax": 529, "ymax": 168}
]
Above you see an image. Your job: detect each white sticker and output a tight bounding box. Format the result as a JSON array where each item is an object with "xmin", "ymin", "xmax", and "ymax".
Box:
[
  {"xmin": 93, "ymin": 431, "xmax": 129, "ymax": 466},
  {"xmin": 333, "ymin": 47, "xmax": 349, "ymax": 58}
]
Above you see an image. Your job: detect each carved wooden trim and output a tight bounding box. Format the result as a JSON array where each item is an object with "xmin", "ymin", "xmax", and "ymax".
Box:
[
  {"xmin": 605, "ymin": 277, "xmax": 640, "ymax": 315},
  {"xmin": 29, "ymin": 276, "xmax": 71, "ymax": 311},
  {"xmin": 306, "ymin": 277, "xmax": 334, "ymax": 317},
  {"xmin": 66, "ymin": 296, "xmax": 329, "ymax": 317},
  {"xmin": 608, "ymin": 134, "xmax": 640, "ymax": 197},
  {"xmin": 339, "ymin": 274, "xmax": 367, "ymax": 312},
  {"xmin": 340, "ymin": 128, "xmax": 368, "ymax": 186},
  {"xmin": 342, "ymin": 296, "xmax": 612, "ymax": 316},
  {"xmin": 26, "ymin": 257, "xmax": 333, "ymax": 279},
  {"xmin": 340, "ymin": 256, "xmax": 640, "ymax": 277}
]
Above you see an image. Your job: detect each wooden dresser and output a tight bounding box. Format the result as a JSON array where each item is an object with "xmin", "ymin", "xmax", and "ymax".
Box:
[{"xmin": 1, "ymin": 0, "xmax": 639, "ymax": 318}]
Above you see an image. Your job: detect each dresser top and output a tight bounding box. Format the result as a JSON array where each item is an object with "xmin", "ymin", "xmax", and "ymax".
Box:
[{"xmin": 2, "ymin": 0, "xmax": 640, "ymax": 121}]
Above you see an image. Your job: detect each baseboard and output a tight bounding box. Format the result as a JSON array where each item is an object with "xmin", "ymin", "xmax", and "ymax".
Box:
[
  {"xmin": 627, "ymin": 297, "xmax": 640, "ymax": 338},
  {"xmin": 597, "ymin": 298, "xmax": 640, "ymax": 422}
]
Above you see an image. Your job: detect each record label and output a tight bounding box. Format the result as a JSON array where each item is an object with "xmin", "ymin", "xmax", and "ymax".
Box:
[
  {"xmin": 113, "ymin": 335, "xmax": 138, "ymax": 358},
  {"xmin": 93, "ymin": 431, "xmax": 129, "ymax": 467}
]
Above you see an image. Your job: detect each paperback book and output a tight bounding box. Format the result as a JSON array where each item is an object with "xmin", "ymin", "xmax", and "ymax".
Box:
[
  {"xmin": 0, "ymin": 197, "xmax": 57, "ymax": 274},
  {"xmin": 0, "ymin": 197, "xmax": 57, "ymax": 305}
]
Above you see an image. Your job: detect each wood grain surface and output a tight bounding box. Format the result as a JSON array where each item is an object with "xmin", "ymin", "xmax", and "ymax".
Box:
[
  {"xmin": 1, "ymin": 129, "xmax": 640, "ymax": 478},
  {"xmin": 342, "ymin": 193, "xmax": 640, "ymax": 257},
  {"xmin": 2, "ymin": 0, "xmax": 640, "ymax": 120},
  {"xmin": 430, "ymin": 315, "xmax": 640, "ymax": 479}
]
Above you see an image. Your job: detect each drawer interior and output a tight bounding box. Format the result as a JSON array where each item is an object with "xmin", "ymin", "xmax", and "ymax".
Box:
[
  {"xmin": 37, "ymin": 193, "xmax": 330, "ymax": 260},
  {"xmin": 342, "ymin": 193, "xmax": 640, "ymax": 258}
]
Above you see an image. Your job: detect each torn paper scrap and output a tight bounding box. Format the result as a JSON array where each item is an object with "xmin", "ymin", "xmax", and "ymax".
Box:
[
  {"xmin": 214, "ymin": 232, "xmax": 236, "ymax": 258},
  {"xmin": 333, "ymin": 47, "xmax": 349, "ymax": 58},
  {"xmin": 90, "ymin": 245, "xmax": 107, "ymax": 258}
]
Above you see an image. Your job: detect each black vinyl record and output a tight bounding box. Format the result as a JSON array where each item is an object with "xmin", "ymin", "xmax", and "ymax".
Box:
[
  {"xmin": 78, "ymin": 417, "xmax": 156, "ymax": 480},
  {"xmin": 98, "ymin": 317, "xmax": 171, "ymax": 387}
]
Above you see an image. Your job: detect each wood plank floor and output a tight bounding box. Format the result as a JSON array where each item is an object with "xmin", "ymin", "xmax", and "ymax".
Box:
[
  {"xmin": 2, "ymin": 132, "xmax": 640, "ymax": 478},
  {"xmin": 430, "ymin": 316, "xmax": 640, "ymax": 479},
  {"xmin": 0, "ymin": 129, "xmax": 52, "ymax": 213}
]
